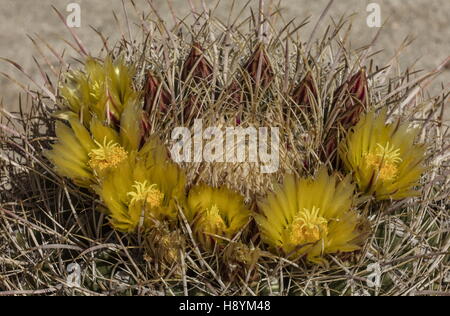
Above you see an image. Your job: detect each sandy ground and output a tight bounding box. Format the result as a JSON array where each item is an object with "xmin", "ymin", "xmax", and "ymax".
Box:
[{"xmin": 0, "ymin": 0, "xmax": 448, "ymax": 112}]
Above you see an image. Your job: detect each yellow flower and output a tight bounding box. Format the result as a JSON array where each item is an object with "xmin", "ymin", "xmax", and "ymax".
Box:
[
  {"xmin": 97, "ymin": 140, "xmax": 186, "ymax": 233},
  {"xmin": 59, "ymin": 56, "xmax": 138, "ymax": 125},
  {"xmin": 339, "ymin": 110, "xmax": 426, "ymax": 200},
  {"xmin": 186, "ymin": 185, "xmax": 251, "ymax": 250},
  {"xmin": 255, "ymin": 168, "xmax": 364, "ymax": 263},
  {"xmin": 88, "ymin": 139, "xmax": 128, "ymax": 175},
  {"xmin": 46, "ymin": 113, "xmax": 140, "ymax": 187}
]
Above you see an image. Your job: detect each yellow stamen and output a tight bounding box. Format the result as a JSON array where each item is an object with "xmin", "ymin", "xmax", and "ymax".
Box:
[
  {"xmin": 89, "ymin": 79, "xmax": 104, "ymax": 100},
  {"xmin": 364, "ymin": 142, "xmax": 402, "ymax": 181},
  {"xmin": 88, "ymin": 139, "xmax": 127, "ymax": 173},
  {"xmin": 204, "ymin": 204, "xmax": 226, "ymax": 231},
  {"xmin": 290, "ymin": 206, "xmax": 328, "ymax": 245},
  {"xmin": 128, "ymin": 181, "xmax": 164, "ymax": 208}
]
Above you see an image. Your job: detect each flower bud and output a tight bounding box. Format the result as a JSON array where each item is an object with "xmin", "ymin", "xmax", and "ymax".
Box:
[{"xmin": 244, "ymin": 43, "xmax": 274, "ymax": 90}]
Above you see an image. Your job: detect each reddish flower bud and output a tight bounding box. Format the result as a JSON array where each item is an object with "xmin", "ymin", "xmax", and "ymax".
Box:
[
  {"xmin": 143, "ymin": 72, "xmax": 171, "ymax": 114},
  {"xmin": 333, "ymin": 68, "xmax": 368, "ymax": 128},
  {"xmin": 181, "ymin": 42, "xmax": 213, "ymax": 82},
  {"xmin": 291, "ymin": 71, "xmax": 317, "ymax": 111},
  {"xmin": 180, "ymin": 43, "xmax": 213, "ymax": 121},
  {"xmin": 244, "ymin": 43, "xmax": 274, "ymax": 90},
  {"xmin": 322, "ymin": 68, "xmax": 369, "ymax": 162}
]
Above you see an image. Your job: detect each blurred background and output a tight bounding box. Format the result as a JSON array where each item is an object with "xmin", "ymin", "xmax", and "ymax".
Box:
[{"xmin": 0, "ymin": 0, "xmax": 448, "ymax": 112}]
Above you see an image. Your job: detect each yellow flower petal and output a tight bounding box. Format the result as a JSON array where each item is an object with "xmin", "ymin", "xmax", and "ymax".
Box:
[
  {"xmin": 256, "ymin": 168, "xmax": 364, "ymax": 263},
  {"xmin": 186, "ymin": 184, "xmax": 251, "ymax": 250},
  {"xmin": 97, "ymin": 139, "xmax": 186, "ymax": 233},
  {"xmin": 339, "ymin": 110, "xmax": 426, "ymax": 200}
]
